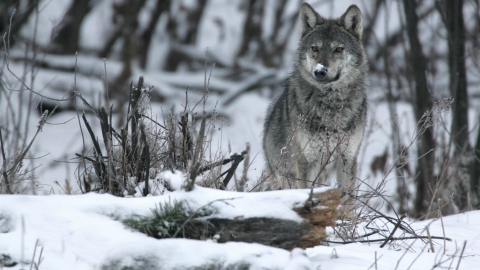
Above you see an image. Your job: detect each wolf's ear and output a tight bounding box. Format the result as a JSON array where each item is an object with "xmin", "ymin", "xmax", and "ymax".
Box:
[
  {"xmin": 300, "ymin": 3, "xmax": 324, "ymax": 37},
  {"xmin": 340, "ymin": 5, "xmax": 363, "ymax": 39}
]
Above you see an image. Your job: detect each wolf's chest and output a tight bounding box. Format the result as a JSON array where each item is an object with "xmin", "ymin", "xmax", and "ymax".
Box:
[{"xmin": 296, "ymin": 129, "xmax": 339, "ymax": 162}]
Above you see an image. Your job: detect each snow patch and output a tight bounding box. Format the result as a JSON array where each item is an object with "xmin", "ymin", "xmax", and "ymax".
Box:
[
  {"xmin": 314, "ymin": 63, "xmax": 326, "ymax": 71},
  {"xmin": 0, "ymin": 193, "xmax": 479, "ymax": 269}
]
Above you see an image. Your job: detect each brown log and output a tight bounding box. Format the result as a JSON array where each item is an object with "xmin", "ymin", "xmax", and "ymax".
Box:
[{"xmin": 207, "ymin": 189, "xmax": 341, "ymax": 250}]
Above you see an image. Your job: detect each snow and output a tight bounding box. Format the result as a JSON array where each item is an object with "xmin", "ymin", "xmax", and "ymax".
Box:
[
  {"xmin": 0, "ymin": 186, "xmax": 323, "ymax": 269},
  {"xmin": 161, "ymin": 170, "xmax": 185, "ymax": 191},
  {"xmin": 314, "ymin": 63, "xmax": 325, "ymax": 72},
  {"xmin": 19, "ymin": 0, "xmax": 71, "ymax": 47},
  {"xmin": 101, "ymin": 240, "xmax": 314, "ymax": 269},
  {"xmin": 1, "ymin": 187, "xmax": 479, "ymax": 269},
  {"xmin": 308, "ymin": 213, "xmax": 480, "ymax": 270}
]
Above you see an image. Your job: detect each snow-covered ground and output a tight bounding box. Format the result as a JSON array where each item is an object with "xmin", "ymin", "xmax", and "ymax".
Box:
[{"xmin": 0, "ymin": 185, "xmax": 479, "ymax": 269}]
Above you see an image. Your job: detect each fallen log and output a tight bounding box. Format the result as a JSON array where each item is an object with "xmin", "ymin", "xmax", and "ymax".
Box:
[
  {"xmin": 123, "ymin": 186, "xmax": 342, "ymax": 250},
  {"xmin": 207, "ymin": 188, "xmax": 341, "ymax": 250}
]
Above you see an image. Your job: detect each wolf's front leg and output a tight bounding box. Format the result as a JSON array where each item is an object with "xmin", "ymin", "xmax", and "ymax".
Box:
[
  {"xmin": 336, "ymin": 156, "xmax": 358, "ymax": 219},
  {"xmin": 294, "ymin": 156, "xmax": 310, "ymax": 189},
  {"xmin": 336, "ymin": 156, "xmax": 357, "ymax": 190}
]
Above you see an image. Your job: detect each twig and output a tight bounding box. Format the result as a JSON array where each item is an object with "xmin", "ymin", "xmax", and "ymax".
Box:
[
  {"xmin": 0, "ymin": 128, "xmax": 12, "ymax": 194},
  {"xmin": 352, "ymin": 229, "xmax": 383, "ymax": 239},
  {"xmin": 21, "ymin": 215, "xmax": 25, "ymax": 269},
  {"xmin": 76, "ymin": 94, "xmax": 122, "ymax": 140},
  {"xmin": 324, "ymin": 235, "xmax": 452, "ymax": 244},
  {"xmin": 355, "ymin": 177, "xmax": 401, "ymax": 220},
  {"xmin": 121, "ymin": 127, "xmax": 129, "ymax": 190},
  {"xmin": 131, "ymin": 77, "xmax": 143, "ymax": 167},
  {"xmin": 380, "ymin": 215, "xmax": 406, "ymax": 248},
  {"xmin": 222, "ymin": 71, "xmax": 277, "ymax": 106},
  {"xmin": 438, "ymin": 206, "xmax": 446, "ymax": 254},
  {"xmin": 221, "ymin": 151, "xmax": 246, "ymax": 190},
  {"xmin": 180, "ymin": 111, "xmax": 191, "ymax": 168},
  {"xmin": 80, "ymin": 114, "xmax": 98, "ymax": 145},
  {"xmin": 331, "ymin": 226, "xmax": 348, "ymax": 243},
  {"xmin": 140, "ymin": 113, "xmax": 167, "ymax": 130},
  {"xmin": 36, "ymin": 245, "xmax": 44, "ymax": 269},
  {"xmin": 81, "ymin": 113, "xmax": 106, "ymax": 182},
  {"xmin": 99, "ymin": 108, "xmax": 114, "ymax": 192},
  {"xmin": 426, "ymin": 226, "xmax": 435, "ymax": 253},
  {"xmin": 6, "ymin": 110, "xmax": 51, "ymax": 178},
  {"xmin": 407, "ymin": 234, "xmax": 430, "ymax": 269},
  {"xmin": 73, "ymin": 52, "xmax": 87, "ymax": 193},
  {"xmin": 355, "ymin": 198, "xmax": 413, "ymax": 234},
  {"xmin": 193, "ymin": 111, "xmax": 206, "ymax": 166},
  {"xmin": 140, "ymin": 124, "xmax": 150, "ymax": 196},
  {"xmin": 455, "ymin": 241, "xmax": 467, "ymax": 270},
  {"xmin": 238, "ymin": 142, "xmax": 250, "ymax": 192},
  {"xmin": 185, "ymin": 162, "xmax": 201, "ymax": 191},
  {"xmin": 198, "ymin": 157, "xmax": 235, "ymax": 174},
  {"xmin": 29, "ymin": 239, "xmax": 40, "ymax": 270},
  {"xmin": 367, "ymin": 252, "xmax": 383, "ymax": 270}
]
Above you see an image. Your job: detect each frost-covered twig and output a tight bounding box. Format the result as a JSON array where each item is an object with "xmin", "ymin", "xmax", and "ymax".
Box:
[
  {"xmin": 237, "ymin": 143, "xmax": 250, "ymax": 192},
  {"xmin": 186, "ymin": 163, "xmax": 200, "ymax": 192}
]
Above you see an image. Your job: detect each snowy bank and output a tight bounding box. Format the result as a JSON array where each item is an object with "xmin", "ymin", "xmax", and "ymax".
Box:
[{"xmin": 0, "ymin": 188, "xmax": 479, "ymax": 269}]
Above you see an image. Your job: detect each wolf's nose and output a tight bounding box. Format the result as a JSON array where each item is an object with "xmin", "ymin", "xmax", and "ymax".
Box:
[{"xmin": 314, "ymin": 69, "xmax": 327, "ymax": 78}]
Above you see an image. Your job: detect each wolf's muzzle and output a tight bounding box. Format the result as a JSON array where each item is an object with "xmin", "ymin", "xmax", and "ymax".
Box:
[
  {"xmin": 314, "ymin": 68, "xmax": 328, "ymax": 79},
  {"xmin": 313, "ymin": 63, "xmax": 328, "ymax": 80}
]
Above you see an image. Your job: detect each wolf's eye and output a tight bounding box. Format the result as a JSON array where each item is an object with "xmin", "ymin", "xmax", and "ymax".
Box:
[
  {"xmin": 311, "ymin": 46, "xmax": 319, "ymax": 52},
  {"xmin": 335, "ymin": 47, "xmax": 344, "ymax": 52}
]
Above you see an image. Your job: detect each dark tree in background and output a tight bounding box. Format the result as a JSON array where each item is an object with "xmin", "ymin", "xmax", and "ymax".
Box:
[
  {"xmin": 164, "ymin": 0, "xmax": 208, "ymax": 71},
  {"xmin": 51, "ymin": 0, "xmax": 93, "ymax": 54},
  {"xmin": 236, "ymin": 0, "xmax": 298, "ymax": 68},
  {"xmin": 402, "ymin": 0, "xmax": 435, "ymax": 217},
  {"xmin": 437, "ymin": 0, "xmax": 475, "ymax": 209},
  {"xmin": 138, "ymin": 0, "xmax": 171, "ymax": 69},
  {"xmin": 443, "ymin": 0, "xmax": 469, "ymax": 155},
  {"xmin": 108, "ymin": 0, "xmax": 148, "ymax": 100},
  {"xmin": 0, "ymin": 0, "xmax": 36, "ymax": 47},
  {"xmin": 236, "ymin": 0, "xmax": 268, "ymax": 65}
]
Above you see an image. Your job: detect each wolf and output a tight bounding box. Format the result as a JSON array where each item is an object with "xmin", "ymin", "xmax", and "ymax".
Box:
[{"xmin": 263, "ymin": 3, "xmax": 368, "ymax": 194}]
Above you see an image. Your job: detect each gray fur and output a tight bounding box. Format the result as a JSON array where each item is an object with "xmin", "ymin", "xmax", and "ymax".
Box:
[{"xmin": 263, "ymin": 3, "xmax": 368, "ymax": 191}]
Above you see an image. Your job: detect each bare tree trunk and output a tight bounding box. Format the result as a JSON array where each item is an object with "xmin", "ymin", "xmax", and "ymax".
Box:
[
  {"xmin": 444, "ymin": 0, "xmax": 469, "ymax": 153},
  {"xmin": 98, "ymin": 0, "xmax": 146, "ymax": 59},
  {"xmin": 0, "ymin": 0, "xmax": 36, "ymax": 48},
  {"xmin": 372, "ymin": 6, "xmax": 436, "ymax": 65},
  {"xmin": 261, "ymin": 0, "xmax": 287, "ymax": 68},
  {"xmin": 472, "ymin": 119, "xmax": 480, "ymax": 206},
  {"xmin": 109, "ymin": 0, "xmax": 147, "ymax": 99},
  {"xmin": 138, "ymin": 0, "xmax": 171, "ymax": 69},
  {"xmin": 444, "ymin": 0, "xmax": 473, "ymax": 209},
  {"xmin": 361, "ymin": 0, "xmax": 384, "ymax": 49},
  {"xmin": 402, "ymin": 0, "xmax": 435, "ymax": 218},
  {"xmin": 234, "ymin": 0, "xmax": 302, "ymax": 70},
  {"xmin": 235, "ymin": 0, "xmax": 266, "ymax": 66},
  {"xmin": 383, "ymin": 0, "xmax": 409, "ymax": 214},
  {"xmin": 51, "ymin": 0, "xmax": 93, "ymax": 54},
  {"xmin": 164, "ymin": 0, "xmax": 208, "ymax": 71}
]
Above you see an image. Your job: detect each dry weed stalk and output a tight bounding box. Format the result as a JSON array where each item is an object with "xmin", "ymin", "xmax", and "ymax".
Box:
[
  {"xmin": 74, "ymin": 58, "xmax": 250, "ymax": 195},
  {"xmin": 0, "ymin": 9, "xmax": 62, "ymax": 194},
  {"xmin": 328, "ymin": 98, "xmax": 455, "ymax": 253}
]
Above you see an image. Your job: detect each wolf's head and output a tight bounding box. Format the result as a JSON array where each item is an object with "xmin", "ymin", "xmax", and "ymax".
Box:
[{"xmin": 296, "ymin": 3, "xmax": 367, "ymax": 85}]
